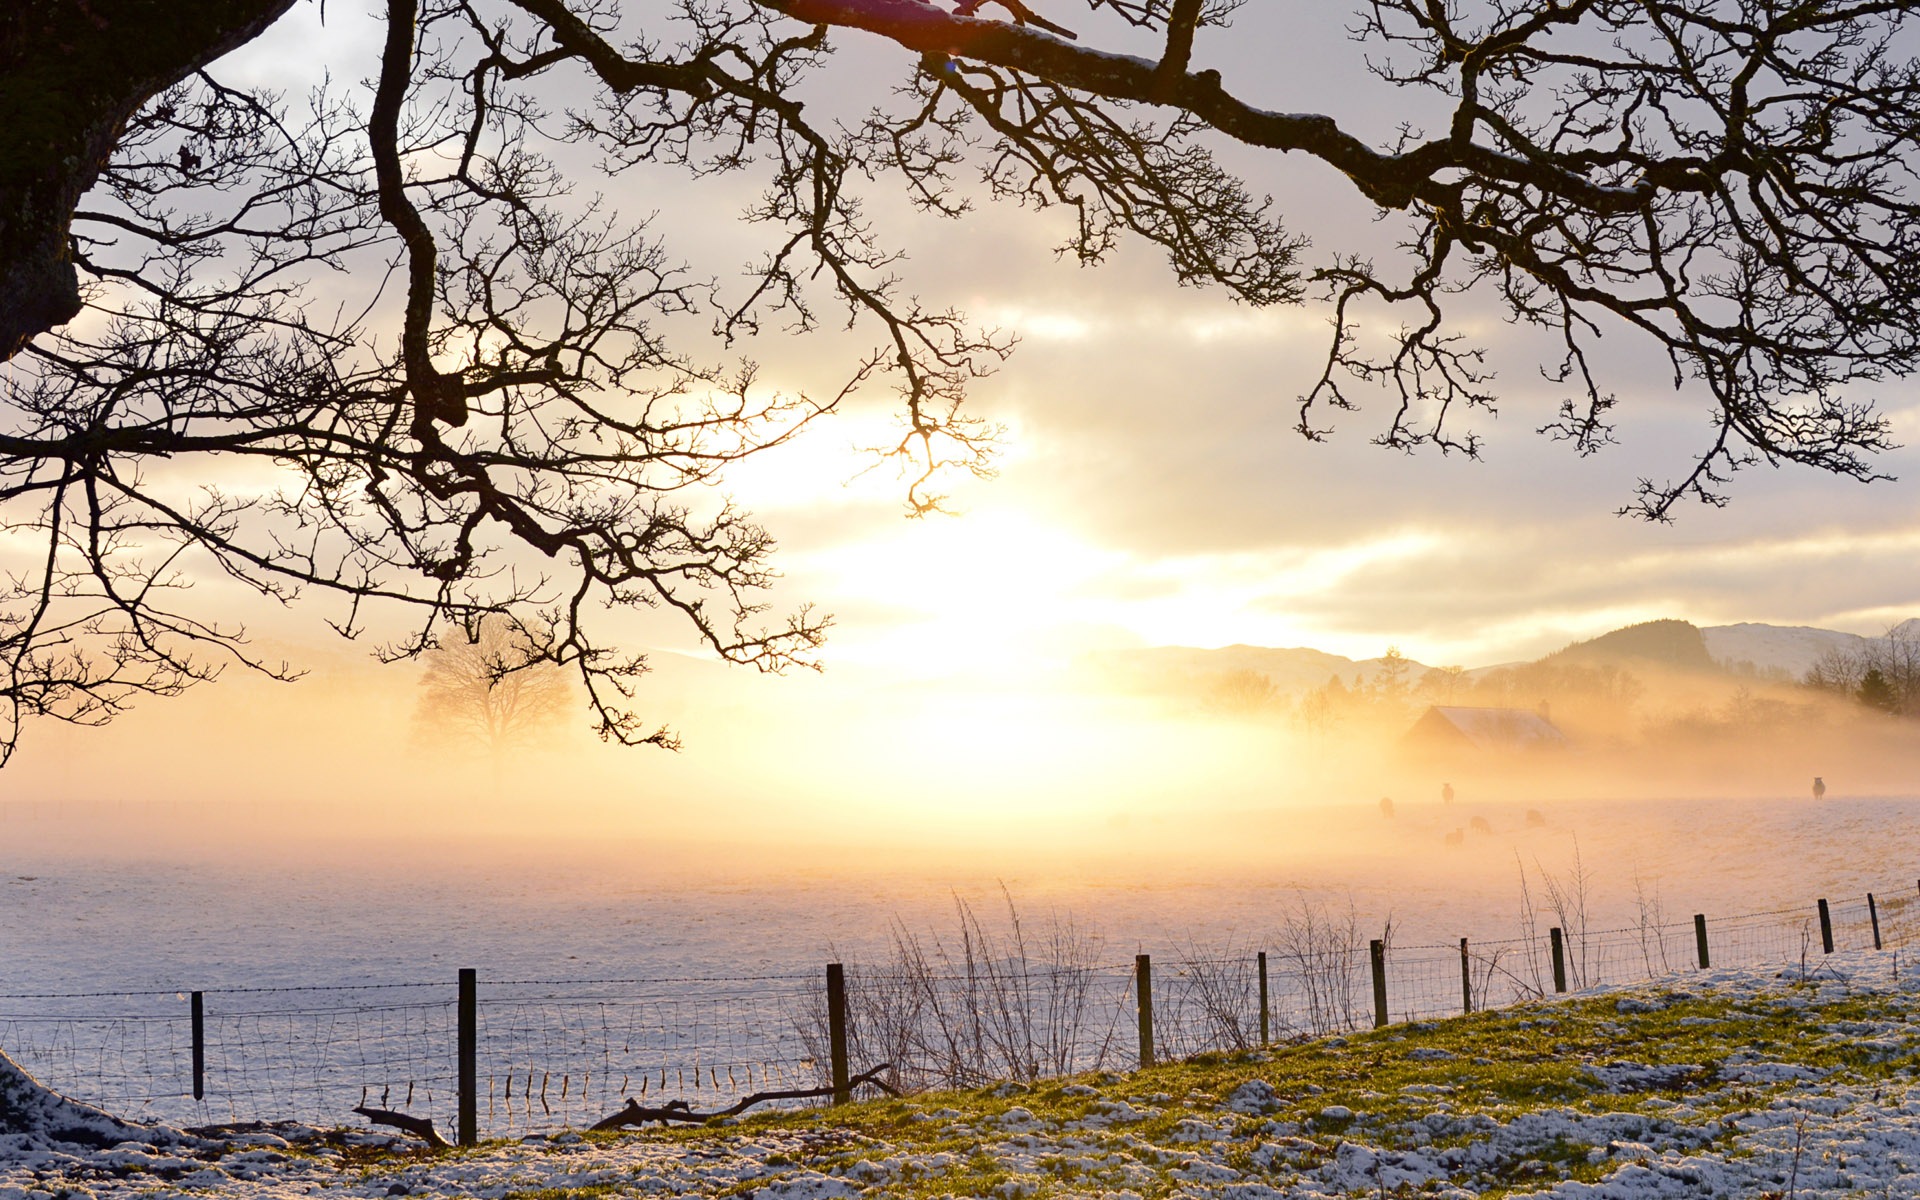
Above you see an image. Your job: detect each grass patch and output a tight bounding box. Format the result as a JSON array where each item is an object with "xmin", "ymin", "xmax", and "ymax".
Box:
[{"xmin": 530, "ymin": 967, "xmax": 1920, "ymax": 1200}]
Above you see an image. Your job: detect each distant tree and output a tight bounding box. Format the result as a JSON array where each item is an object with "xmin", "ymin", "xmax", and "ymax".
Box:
[
  {"xmin": 1416, "ymin": 665, "xmax": 1466, "ymax": 704},
  {"xmin": 1201, "ymin": 669, "xmax": 1282, "ymax": 718},
  {"xmin": 1469, "ymin": 661, "xmax": 1643, "ymax": 731},
  {"xmin": 1858, "ymin": 668, "xmax": 1899, "ymax": 715},
  {"xmin": 1804, "ymin": 646, "xmax": 1868, "ymax": 698},
  {"xmin": 1718, "ymin": 686, "xmax": 1814, "ymax": 733},
  {"xmin": 1294, "ymin": 674, "xmax": 1349, "ymax": 741},
  {"xmin": 1374, "ymin": 647, "xmax": 1411, "ymax": 697},
  {"xmin": 415, "ymin": 615, "xmax": 576, "ymax": 753},
  {"xmin": 1873, "ymin": 623, "xmax": 1920, "ymax": 713},
  {"xmin": 1802, "ymin": 623, "xmax": 1920, "ymax": 716}
]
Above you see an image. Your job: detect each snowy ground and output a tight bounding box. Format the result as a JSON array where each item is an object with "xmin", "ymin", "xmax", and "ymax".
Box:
[{"xmin": 10, "ymin": 949, "xmax": 1920, "ymax": 1200}]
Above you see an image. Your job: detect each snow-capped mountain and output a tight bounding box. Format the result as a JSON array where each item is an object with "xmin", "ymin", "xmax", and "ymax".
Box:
[{"xmin": 1700, "ymin": 623, "xmax": 1871, "ymax": 679}]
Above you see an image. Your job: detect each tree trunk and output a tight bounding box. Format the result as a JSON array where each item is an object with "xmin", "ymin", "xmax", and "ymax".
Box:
[
  {"xmin": 0, "ymin": 1046, "xmax": 173, "ymax": 1146},
  {"xmin": 0, "ymin": 0, "xmax": 295, "ymax": 360}
]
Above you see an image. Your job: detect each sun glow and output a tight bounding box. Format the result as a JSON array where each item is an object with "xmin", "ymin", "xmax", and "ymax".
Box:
[
  {"xmin": 790, "ymin": 509, "xmax": 1125, "ymax": 679},
  {"xmin": 783, "ymin": 507, "xmax": 1459, "ymax": 680}
]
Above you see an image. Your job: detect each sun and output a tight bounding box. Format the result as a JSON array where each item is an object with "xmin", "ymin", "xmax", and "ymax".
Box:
[{"xmin": 791, "ymin": 508, "xmax": 1125, "ymax": 680}]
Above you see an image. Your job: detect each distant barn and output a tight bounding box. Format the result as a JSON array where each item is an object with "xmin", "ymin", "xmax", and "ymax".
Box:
[{"xmin": 1402, "ymin": 705, "xmax": 1568, "ymax": 755}]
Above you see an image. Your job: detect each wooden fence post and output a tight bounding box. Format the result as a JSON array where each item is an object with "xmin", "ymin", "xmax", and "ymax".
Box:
[
  {"xmin": 458, "ymin": 969, "xmax": 477, "ymax": 1147},
  {"xmin": 1369, "ymin": 939, "xmax": 1388, "ymax": 1028},
  {"xmin": 1818, "ymin": 899, "xmax": 1834, "ymax": 954},
  {"xmin": 1869, "ymin": 893, "xmax": 1883, "ymax": 950},
  {"xmin": 1458, "ymin": 938, "xmax": 1471, "ymax": 1015},
  {"xmin": 1549, "ymin": 927, "xmax": 1567, "ymax": 993},
  {"xmin": 1256, "ymin": 951, "xmax": 1270, "ymax": 1046},
  {"xmin": 1135, "ymin": 954, "xmax": 1154, "ymax": 1069},
  {"xmin": 826, "ymin": 963, "xmax": 850, "ymax": 1105},
  {"xmin": 1694, "ymin": 914, "xmax": 1710, "ymax": 969},
  {"xmin": 190, "ymin": 991, "xmax": 204, "ymax": 1102}
]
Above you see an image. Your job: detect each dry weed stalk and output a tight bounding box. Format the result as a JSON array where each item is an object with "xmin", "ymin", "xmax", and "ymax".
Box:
[
  {"xmin": 1163, "ymin": 938, "xmax": 1260, "ymax": 1058},
  {"xmin": 794, "ymin": 888, "xmax": 1122, "ymax": 1092},
  {"xmin": 1270, "ymin": 896, "xmax": 1368, "ymax": 1037}
]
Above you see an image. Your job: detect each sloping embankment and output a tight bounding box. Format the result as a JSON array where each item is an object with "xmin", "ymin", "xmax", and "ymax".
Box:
[{"xmin": 7, "ymin": 951, "xmax": 1920, "ymax": 1200}]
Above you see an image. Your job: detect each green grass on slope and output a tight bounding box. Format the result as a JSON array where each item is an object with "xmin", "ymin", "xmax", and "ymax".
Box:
[
  {"xmin": 697, "ymin": 975, "xmax": 1911, "ymax": 1196},
  {"xmin": 345, "ymin": 970, "xmax": 1920, "ymax": 1200}
]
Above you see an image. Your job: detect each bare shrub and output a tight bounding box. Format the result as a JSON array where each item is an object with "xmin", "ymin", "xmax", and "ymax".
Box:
[
  {"xmin": 1633, "ymin": 871, "xmax": 1675, "ymax": 978},
  {"xmin": 795, "ymin": 888, "xmax": 1124, "ymax": 1092},
  {"xmin": 1269, "ymin": 897, "xmax": 1367, "ymax": 1037},
  {"xmin": 1463, "ymin": 940, "xmax": 1525, "ymax": 1012},
  {"xmin": 1538, "ymin": 841, "xmax": 1595, "ymax": 989},
  {"xmin": 1512, "ymin": 856, "xmax": 1550, "ymax": 998},
  {"xmin": 1161, "ymin": 938, "xmax": 1260, "ymax": 1059},
  {"xmin": 1514, "ymin": 843, "xmax": 1594, "ymax": 990}
]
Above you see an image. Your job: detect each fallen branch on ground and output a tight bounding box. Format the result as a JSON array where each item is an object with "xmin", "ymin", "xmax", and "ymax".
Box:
[
  {"xmin": 590, "ymin": 1065, "xmax": 900, "ymax": 1130},
  {"xmin": 351, "ymin": 1106, "xmax": 452, "ymax": 1150}
]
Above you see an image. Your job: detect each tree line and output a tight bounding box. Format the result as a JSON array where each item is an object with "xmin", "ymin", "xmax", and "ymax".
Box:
[
  {"xmin": 1802, "ymin": 624, "xmax": 1920, "ymax": 717},
  {"xmin": 1202, "ymin": 625, "xmax": 1920, "ymax": 740}
]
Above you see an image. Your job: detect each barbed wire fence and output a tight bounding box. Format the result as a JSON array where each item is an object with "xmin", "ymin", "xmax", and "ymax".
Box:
[{"xmin": 5, "ymin": 878, "xmax": 1917, "ymax": 1141}]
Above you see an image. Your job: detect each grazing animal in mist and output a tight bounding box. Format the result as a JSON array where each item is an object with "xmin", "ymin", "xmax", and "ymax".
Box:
[
  {"xmin": 1442, "ymin": 782, "xmax": 1454, "ymax": 805},
  {"xmin": 1813, "ymin": 776, "xmax": 1827, "ymax": 800},
  {"xmin": 1470, "ymin": 816, "xmax": 1493, "ymax": 835},
  {"xmin": 1525, "ymin": 809, "xmax": 1546, "ymax": 827},
  {"xmin": 1379, "ymin": 796, "xmax": 1395, "ymax": 818},
  {"xmin": 1444, "ymin": 828, "xmax": 1464, "ymax": 848}
]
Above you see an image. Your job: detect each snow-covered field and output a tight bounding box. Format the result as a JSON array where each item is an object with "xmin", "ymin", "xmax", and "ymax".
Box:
[
  {"xmin": 9, "ymin": 951, "xmax": 1920, "ymax": 1200},
  {"xmin": 12, "ymin": 792, "xmax": 1920, "ymax": 987},
  {"xmin": 7, "ymin": 791, "xmax": 1920, "ymax": 1141}
]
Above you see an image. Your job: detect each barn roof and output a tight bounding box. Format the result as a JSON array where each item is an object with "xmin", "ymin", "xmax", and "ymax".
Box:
[{"xmin": 1405, "ymin": 705, "xmax": 1567, "ymax": 751}]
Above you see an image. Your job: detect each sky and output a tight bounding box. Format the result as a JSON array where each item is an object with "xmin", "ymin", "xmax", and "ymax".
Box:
[
  {"xmin": 6, "ymin": 1, "xmax": 1920, "ymax": 845},
  {"xmin": 654, "ymin": 2, "xmax": 1920, "ymax": 673}
]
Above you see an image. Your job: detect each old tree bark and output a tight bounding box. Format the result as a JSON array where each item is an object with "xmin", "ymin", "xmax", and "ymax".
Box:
[{"xmin": 0, "ymin": 0, "xmax": 293, "ymax": 359}]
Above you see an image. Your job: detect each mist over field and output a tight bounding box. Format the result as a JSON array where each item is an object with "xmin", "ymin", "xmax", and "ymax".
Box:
[
  {"xmin": 9, "ymin": 617, "xmax": 1919, "ymax": 871},
  {"xmin": 9, "ymin": 619, "xmax": 1920, "ymax": 978}
]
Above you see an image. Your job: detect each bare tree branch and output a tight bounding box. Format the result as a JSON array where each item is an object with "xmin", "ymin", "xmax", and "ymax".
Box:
[{"xmin": 0, "ymin": 0, "xmax": 1917, "ymax": 761}]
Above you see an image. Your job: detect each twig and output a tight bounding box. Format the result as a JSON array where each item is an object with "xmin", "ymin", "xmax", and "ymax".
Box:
[
  {"xmin": 351, "ymin": 1106, "xmax": 452, "ymax": 1150},
  {"xmin": 1788, "ymin": 1114, "xmax": 1807, "ymax": 1198},
  {"xmin": 590, "ymin": 1065, "xmax": 899, "ymax": 1130}
]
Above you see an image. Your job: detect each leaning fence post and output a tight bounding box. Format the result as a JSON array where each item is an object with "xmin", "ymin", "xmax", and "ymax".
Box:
[
  {"xmin": 826, "ymin": 963, "xmax": 850, "ymax": 1105},
  {"xmin": 1818, "ymin": 898, "xmax": 1835, "ymax": 954},
  {"xmin": 1549, "ymin": 927, "xmax": 1567, "ymax": 993},
  {"xmin": 190, "ymin": 991, "xmax": 204, "ymax": 1101},
  {"xmin": 1256, "ymin": 951, "xmax": 1270, "ymax": 1046},
  {"xmin": 458, "ymin": 968, "xmax": 477, "ymax": 1146},
  {"xmin": 1369, "ymin": 939, "xmax": 1388, "ymax": 1028},
  {"xmin": 1694, "ymin": 914, "xmax": 1710, "ymax": 969},
  {"xmin": 1869, "ymin": 893, "xmax": 1884, "ymax": 950},
  {"xmin": 1459, "ymin": 938, "xmax": 1472, "ymax": 1014},
  {"xmin": 1135, "ymin": 954, "xmax": 1154, "ymax": 1069}
]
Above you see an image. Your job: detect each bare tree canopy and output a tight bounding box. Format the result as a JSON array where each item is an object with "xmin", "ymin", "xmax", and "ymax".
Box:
[{"xmin": 2, "ymin": 0, "xmax": 1918, "ymax": 761}]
